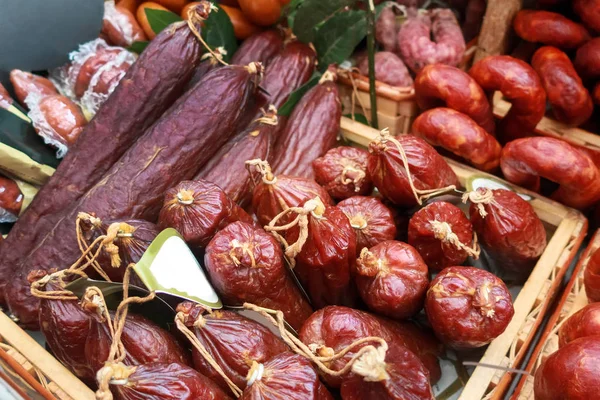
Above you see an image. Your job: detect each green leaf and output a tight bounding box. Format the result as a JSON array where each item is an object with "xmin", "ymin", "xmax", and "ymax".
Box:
[
  {"xmin": 285, "ymin": 0, "xmax": 304, "ymax": 30},
  {"xmin": 293, "ymin": 0, "xmax": 355, "ymax": 43},
  {"xmin": 145, "ymin": 8, "xmax": 182, "ymax": 35},
  {"xmin": 128, "ymin": 41, "xmax": 149, "ymax": 54},
  {"xmin": 278, "ymin": 72, "xmax": 322, "ymax": 117},
  {"xmin": 343, "ymin": 113, "xmax": 370, "ymax": 126},
  {"xmin": 202, "ymin": 5, "xmax": 238, "ymax": 62},
  {"xmin": 315, "ymin": 9, "xmax": 368, "ymax": 69}
]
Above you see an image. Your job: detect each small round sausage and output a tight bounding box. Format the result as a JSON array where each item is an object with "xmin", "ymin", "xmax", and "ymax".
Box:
[
  {"xmin": 313, "ymin": 146, "xmax": 373, "ymax": 200},
  {"xmin": 9, "ymin": 70, "xmax": 57, "ymax": 107},
  {"xmin": 558, "ymin": 303, "xmax": 600, "ymax": 348},
  {"xmin": 414, "ymin": 64, "xmax": 495, "ymax": 135},
  {"xmin": 513, "ymin": 10, "xmax": 591, "ymax": 49},
  {"xmin": 531, "ymin": 46, "xmax": 593, "ymax": 126},
  {"xmin": 501, "ymin": 137, "xmax": 600, "ymax": 209},
  {"xmin": 469, "ymin": 55, "xmax": 546, "ymax": 144},
  {"xmin": 584, "ymin": 247, "xmax": 600, "ymax": 303},
  {"xmin": 574, "ymin": 37, "xmax": 600, "ymax": 81},
  {"xmin": 337, "ymin": 196, "xmax": 397, "ymax": 251},
  {"xmin": 412, "ymin": 108, "xmax": 502, "ymax": 171},
  {"xmin": 426, "ymin": 266, "xmax": 514, "ymax": 348},
  {"xmin": 573, "ymin": 0, "xmax": 600, "ymax": 33}
]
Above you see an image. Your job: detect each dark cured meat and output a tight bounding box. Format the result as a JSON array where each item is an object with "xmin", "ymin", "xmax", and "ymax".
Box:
[
  {"xmin": 204, "ymin": 221, "xmax": 313, "ymax": 331},
  {"xmin": 367, "ymin": 134, "xmax": 458, "ymax": 208},
  {"xmin": 0, "ymin": 16, "xmax": 207, "ymax": 306},
  {"xmin": 110, "ymin": 362, "xmax": 232, "ymax": 400},
  {"xmin": 0, "ymin": 175, "xmax": 23, "ymax": 221},
  {"xmin": 573, "ymin": 0, "xmax": 600, "ymax": 32},
  {"xmin": 408, "ymin": 201, "xmax": 474, "ymax": 272},
  {"xmin": 426, "ymin": 266, "xmax": 514, "ymax": 348},
  {"xmin": 176, "ymin": 303, "xmax": 288, "ymax": 393},
  {"xmin": 534, "ymin": 337, "xmax": 600, "ymax": 400},
  {"xmin": 312, "ymin": 146, "xmax": 373, "ymax": 201},
  {"xmin": 354, "ymin": 240, "xmax": 429, "ymax": 320},
  {"xmin": 196, "ymin": 106, "xmax": 280, "ymax": 207},
  {"xmin": 185, "ymin": 50, "xmax": 225, "ymax": 91},
  {"xmin": 240, "ymin": 352, "xmax": 333, "ymax": 400},
  {"xmin": 271, "ymin": 69, "xmax": 341, "ymax": 179},
  {"xmin": 231, "ymin": 30, "xmax": 284, "ymax": 66},
  {"xmin": 7, "ymin": 63, "xmax": 261, "ymax": 328},
  {"xmin": 584, "ymin": 248, "xmax": 600, "ymax": 302},
  {"xmin": 575, "ymin": 38, "xmax": 600, "ymax": 80},
  {"xmin": 558, "ymin": 303, "xmax": 600, "ymax": 347},
  {"xmin": 376, "ymin": 7, "xmax": 398, "ymax": 53},
  {"xmin": 299, "ymin": 306, "xmax": 442, "ymax": 386},
  {"xmin": 337, "ymin": 196, "xmax": 397, "ymax": 251},
  {"xmin": 513, "ymin": 10, "xmax": 591, "ymax": 49},
  {"xmin": 358, "ymin": 52, "xmax": 413, "ymax": 87},
  {"xmin": 468, "ymin": 188, "xmax": 546, "ymax": 272},
  {"xmin": 158, "ymin": 180, "xmax": 254, "ymax": 248}
]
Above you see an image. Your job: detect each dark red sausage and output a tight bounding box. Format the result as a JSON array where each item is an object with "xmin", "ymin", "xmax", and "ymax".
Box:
[
  {"xmin": 558, "ymin": 303, "xmax": 600, "ymax": 347},
  {"xmin": 573, "ymin": 0, "xmax": 600, "ymax": 32},
  {"xmin": 0, "ymin": 175, "xmax": 23, "ymax": 222},
  {"xmin": 513, "ymin": 10, "xmax": 591, "ymax": 49},
  {"xmin": 358, "ymin": 52, "xmax": 413, "ymax": 87},
  {"xmin": 337, "ymin": 196, "xmax": 397, "ymax": 251},
  {"xmin": 231, "ymin": 30, "xmax": 284, "ymax": 66},
  {"xmin": 584, "ymin": 248, "xmax": 600, "ymax": 302},
  {"xmin": 574, "ymin": 38, "xmax": 600, "ymax": 81}
]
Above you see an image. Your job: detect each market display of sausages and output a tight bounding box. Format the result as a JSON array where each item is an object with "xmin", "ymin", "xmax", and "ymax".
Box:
[{"xmin": 2, "ymin": 0, "xmax": 600, "ymax": 399}]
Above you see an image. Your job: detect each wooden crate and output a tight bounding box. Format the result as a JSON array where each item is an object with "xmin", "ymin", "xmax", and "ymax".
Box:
[
  {"xmin": 512, "ymin": 229, "xmax": 600, "ymax": 399},
  {"xmin": 340, "ymin": 119, "xmax": 588, "ymax": 400},
  {"xmin": 0, "ymin": 311, "xmax": 94, "ymax": 400}
]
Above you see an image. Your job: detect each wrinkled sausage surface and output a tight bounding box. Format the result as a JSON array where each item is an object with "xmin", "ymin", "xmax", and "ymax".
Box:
[
  {"xmin": 313, "ymin": 146, "xmax": 373, "ymax": 200},
  {"xmin": 584, "ymin": 248, "xmax": 600, "ymax": 302},
  {"xmin": 358, "ymin": 52, "xmax": 413, "ymax": 87},
  {"xmin": 337, "ymin": 196, "xmax": 397, "ymax": 250}
]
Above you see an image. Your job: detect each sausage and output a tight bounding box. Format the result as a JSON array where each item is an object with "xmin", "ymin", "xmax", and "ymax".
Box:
[
  {"xmin": 467, "ymin": 188, "xmax": 547, "ymax": 272},
  {"xmin": 271, "ymin": 68, "xmax": 341, "ymax": 179},
  {"xmin": 71, "ymin": 44, "xmax": 126, "ymax": 98},
  {"xmin": 240, "ymin": 352, "xmax": 333, "ymax": 400},
  {"xmin": 414, "ymin": 64, "xmax": 495, "ymax": 135},
  {"xmin": 584, "ymin": 248, "xmax": 600, "ymax": 302},
  {"xmin": 176, "ymin": 302, "xmax": 288, "ymax": 393},
  {"xmin": 102, "ymin": 0, "xmax": 147, "ymax": 47},
  {"xmin": 412, "ymin": 108, "xmax": 502, "ymax": 171},
  {"xmin": 558, "ymin": 303, "xmax": 600, "ymax": 347},
  {"xmin": 204, "ymin": 221, "xmax": 313, "ymax": 331},
  {"xmin": 0, "ymin": 83, "xmax": 13, "ymax": 109},
  {"xmin": 534, "ymin": 337, "xmax": 600, "ymax": 400},
  {"xmin": 196, "ymin": 105, "xmax": 280, "ymax": 207},
  {"xmin": 574, "ymin": 37, "xmax": 600, "ymax": 81},
  {"xmin": 231, "ymin": 29, "xmax": 284, "ymax": 66},
  {"xmin": 501, "ymin": 137, "xmax": 600, "ymax": 209},
  {"xmin": 375, "ymin": 6, "xmax": 398, "ymax": 53},
  {"xmin": 6, "ymin": 63, "xmax": 262, "ymax": 328},
  {"xmin": 398, "ymin": 8, "xmax": 466, "ymax": 73},
  {"xmin": 312, "ymin": 146, "xmax": 373, "ymax": 201},
  {"xmin": 9, "ymin": 70, "xmax": 57, "ymax": 107},
  {"xmin": 355, "ymin": 240, "xmax": 429, "ymax": 320},
  {"xmin": 358, "ymin": 51, "xmax": 413, "ymax": 87},
  {"xmin": 0, "ymin": 175, "xmax": 23, "ymax": 223},
  {"xmin": 573, "ymin": 0, "xmax": 600, "ymax": 32},
  {"xmin": 408, "ymin": 201, "xmax": 475, "ymax": 272},
  {"xmin": 426, "ymin": 266, "xmax": 514, "ymax": 348},
  {"xmin": 337, "ymin": 196, "xmax": 397, "ymax": 250},
  {"xmin": 531, "ymin": 46, "xmax": 593, "ymax": 126},
  {"xmin": 462, "ymin": 0, "xmax": 486, "ymax": 42},
  {"xmin": 367, "ymin": 134, "xmax": 459, "ymax": 207},
  {"xmin": 185, "ymin": 50, "xmax": 225, "ymax": 91},
  {"xmin": 0, "ymin": 12, "xmax": 208, "ymax": 308},
  {"xmin": 594, "ymin": 82, "xmax": 600, "ymax": 105},
  {"xmin": 469, "ymin": 55, "xmax": 547, "ymax": 143},
  {"xmin": 513, "ymin": 10, "xmax": 591, "ymax": 49}
]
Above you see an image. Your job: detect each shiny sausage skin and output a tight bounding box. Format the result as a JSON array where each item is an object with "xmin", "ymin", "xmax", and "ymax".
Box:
[
  {"xmin": 9, "ymin": 70, "xmax": 57, "ymax": 106},
  {"xmin": 513, "ymin": 10, "xmax": 591, "ymax": 49},
  {"xmin": 414, "ymin": 64, "xmax": 495, "ymax": 135},
  {"xmin": 574, "ymin": 38, "xmax": 600, "ymax": 81},
  {"xmin": 412, "ymin": 108, "xmax": 501, "ymax": 172},
  {"xmin": 573, "ymin": 0, "xmax": 600, "ymax": 32},
  {"xmin": 501, "ymin": 137, "xmax": 600, "ymax": 209},
  {"xmin": 584, "ymin": 248, "xmax": 600, "ymax": 303},
  {"xmin": 594, "ymin": 83, "xmax": 600, "ymax": 105},
  {"xmin": 231, "ymin": 30, "xmax": 284, "ymax": 66},
  {"xmin": 469, "ymin": 55, "xmax": 546, "ymax": 144},
  {"xmin": 531, "ymin": 46, "xmax": 593, "ymax": 126}
]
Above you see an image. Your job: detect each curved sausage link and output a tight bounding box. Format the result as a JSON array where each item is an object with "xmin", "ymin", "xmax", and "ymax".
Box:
[
  {"xmin": 513, "ymin": 10, "xmax": 591, "ymax": 49},
  {"xmin": 412, "ymin": 108, "xmax": 501, "ymax": 172},
  {"xmin": 414, "ymin": 64, "xmax": 495, "ymax": 135},
  {"xmin": 573, "ymin": 0, "xmax": 600, "ymax": 33},
  {"xmin": 532, "ymin": 46, "xmax": 593, "ymax": 126},
  {"xmin": 501, "ymin": 137, "xmax": 600, "ymax": 209},
  {"xmin": 469, "ymin": 55, "xmax": 546, "ymax": 144}
]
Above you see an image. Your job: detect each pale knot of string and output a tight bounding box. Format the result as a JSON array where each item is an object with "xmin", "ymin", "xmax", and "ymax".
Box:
[
  {"xmin": 429, "ymin": 220, "xmax": 480, "ymax": 259},
  {"xmin": 319, "ymin": 68, "xmax": 337, "ymax": 84},
  {"xmin": 246, "ymin": 159, "xmax": 277, "ymax": 185},
  {"xmin": 474, "ymin": 281, "xmax": 497, "ymax": 318},
  {"xmin": 246, "ymin": 361, "xmax": 265, "ymax": 386},
  {"xmin": 357, "ymin": 247, "xmax": 385, "ymax": 277},
  {"xmin": 78, "ymin": 211, "xmax": 102, "ymax": 228},
  {"xmin": 186, "ymin": 2, "xmax": 228, "ymax": 67},
  {"xmin": 104, "ymin": 222, "xmax": 124, "ymax": 268},
  {"xmin": 96, "ymin": 362, "xmax": 136, "ymax": 400},
  {"xmin": 177, "ymin": 189, "xmax": 196, "ymax": 205},
  {"xmin": 374, "ymin": 128, "xmax": 457, "ymax": 205},
  {"xmin": 201, "ymin": 46, "xmax": 227, "ymax": 64},
  {"xmin": 351, "ymin": 344, "xmax": 390, "ymax": 382},
  {"xmin": 341, "ymin": 164, "xmax": 367, "ymax": 192},
  {"xmin": 462, "ymin": 189, "xmax": 495, "ymax": 218},
  {"xmin": 350, "ymin": 214, "xmax": 368, "ymax": 230},
  {"xmin": 264, "ymin": 197, "xmax": 325, "ymax": 268},
  {"xmin": 254, "ymin": 105, "xmax": 278, "ymax": 126},
  {"xmin": 29, "ymin": 269, "xmax": 88, "ymax": 301},
  {"xmin": 229, "ymin": 239, "xmax": 257, "ymax": 268}
]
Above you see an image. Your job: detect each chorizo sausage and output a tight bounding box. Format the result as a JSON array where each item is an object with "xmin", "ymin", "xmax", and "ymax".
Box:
[
  {"xmin": 358, "ymin": 51, "xmax": 413, "ymax": 87},
  {"xmin": 0, "ymin": 175, "xmax": 23, "ymax": 223},
  {"xmin": 513, "ymin": 10, "xmax": 591, "ymax": 49},
  {"xmin": 6, "ymin": 63, "xmax": 262, "ymax": 328},
  {"xmin": 501, "ymin": 137, "xmax": 600, "ymax": 209},
  {"xmin": 312, "ymin": 146, "xmax": 373, "ymax": 200},
  {"xmin": 412, "ymin": 108, "xmax": 502, "ymax": 172},
  {"xmin": 573, "ymin": 0, "xmax": 600, "ymax": 32},
  {"xmin": 414, "ymin": 64, "xmax": 495, "ymax": 135},
  {"xmin": 574, "ymin": 37, "xmax": 600, "ymax": 81},
  {"xmin": 0, "ymin": 11, "xmax": 208, "ymax": 308},
  {"xmin": 584, "ymin": 247, "xmax": 600, "ymax": 302},
  {"xmin": 469, "ymin": 55, "xmax": 547, "ymax": 143},
  {"xmin": 558, "ymin": 303, "xmax": 600, "ymax": 347},
  {"xmin": 9, "ymin": 70, "xmax": 57, "ymax": 107},
  {"xmin": 231, "ymin": 29, "xmax": 284, "ymax": 67},
  {"xmin": 102, "ymin": 0, "xmax": 147, "ymax": 47},
  {"xmin": 337, "ymin": 196, "xmax": 397, "ymax": 250},
  {"xmin": 531, "ymin": 46, "xmax": 593, "ymax": 126},
  {"xmin": 398, "ymin": 8, "xmax": 466, "ymax": 73}
]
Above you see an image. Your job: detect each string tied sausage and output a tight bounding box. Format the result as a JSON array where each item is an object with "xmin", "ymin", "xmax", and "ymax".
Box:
[
  {"xmin": 462, "ymin": 188, "xmax": 495, "ymax": 218},
  {"xmin": 429, "ymin": 220, "xmax": 481, "ymax": 259}
]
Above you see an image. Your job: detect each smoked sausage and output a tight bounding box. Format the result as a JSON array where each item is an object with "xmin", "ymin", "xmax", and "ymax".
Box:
[
  {"xmin": 358, "ymin": 52, "xmax": 413, "ymax": 87},
  {"xmin": 231, "ymin": 30, "xmax": 284, "ymax": 67},
  {"xmin": 469, "ymin": 55, "xmax": 546, "ymax": 143},
  {"xmin": 558, "ymin": 303, "xmax": 600, "ymax": 347},
  {"xmin": 573, "ymin": 0, "xmax": 600, "ymax": 32},
  {"xmin": 513, "ymin": 10, "xmax": 591, "ymax": 49},
  {"xmin": 574, "ymin": 37, "xmax": 600, "ymax": 81},
  {"xmin": 414, "ymin": 64, "xmax": 495, "ymax": 135},
  {"xmin": 584, "ymin": 247, "xmax": 600, "ymax": 303},
  {"xmin": 337, "ymin": 196, "xmax": 397, "ymax": 250},
  {"xmin": 9, "ymin": 70, "xmax": 57, "ymax": 106},
  {"xmin": 313, "ymin": 146, "xmax": 373, "ymax": 200},
  {"xmin": 531, "ymin": 46, "xmax": 593, "ymax": 126},
  {"xmin": 501, "ymin": 137, "xmax": 600, "ymax": 209}
]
